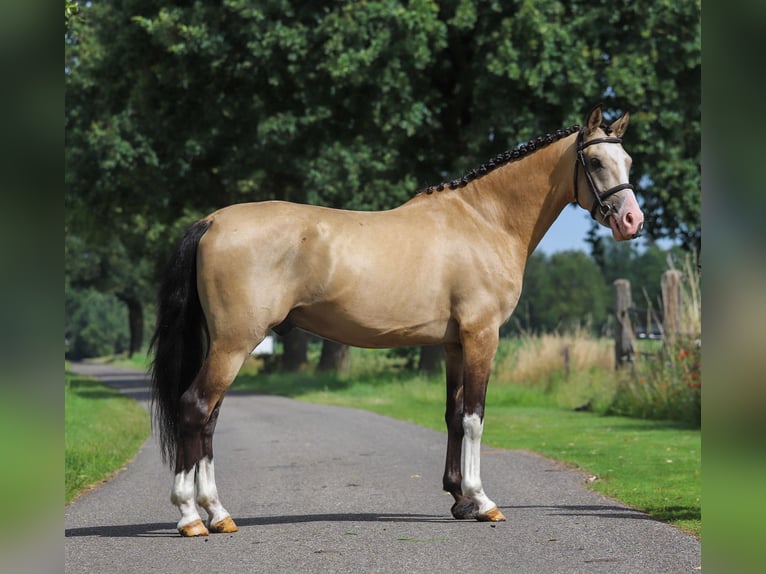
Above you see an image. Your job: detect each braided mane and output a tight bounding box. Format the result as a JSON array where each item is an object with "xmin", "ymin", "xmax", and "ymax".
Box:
[{"xmin": 419, "ymin": 125, "xmax": 581, "ymax": 195}]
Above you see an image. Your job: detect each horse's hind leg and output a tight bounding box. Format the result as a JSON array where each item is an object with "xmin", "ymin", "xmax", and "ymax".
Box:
[
  {"xmin": 172, "ymin": 344, "xmax": 248, "ymax": 536},
  {"xmin": 196, "ymin": 399, "xmax": 238, "ymax": 533}
]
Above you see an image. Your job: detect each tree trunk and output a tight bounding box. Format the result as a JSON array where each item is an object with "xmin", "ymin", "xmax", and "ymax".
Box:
[
  {"xmin": 418, "ymin": 345, "xmax": 444, "ymax": 374},
  {"xmin": 317, "ymin": 339, "xmax": 350, "ymax": 374},
  {"xmin": 281, "ymin": 329, "xmax": 308, "ymax": 371},
  {"xmin": 118, "ymin": 294, "xmax": 144, "ymax": 357}
]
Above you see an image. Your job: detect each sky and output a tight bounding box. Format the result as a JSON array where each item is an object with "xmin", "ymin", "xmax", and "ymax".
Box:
[
  {"xmin": 537, "ymin": 204, "xmax": 676, "ymax": 255},
  {"xmin": 535, "ymin": 203, "xmax": 602, "ymax": 254}
]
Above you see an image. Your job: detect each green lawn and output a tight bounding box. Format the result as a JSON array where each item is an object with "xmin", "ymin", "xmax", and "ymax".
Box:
[
  {"xmin": 233, "ymin": 366, "xmax": 701, "ymax": 537},
  {"xmin": 0, "ymin": 390, "xmax": 60, "ymax": 545},
  {"xmin": 65, "ymin": 373, "xmax": 150, "ymax": 503}
]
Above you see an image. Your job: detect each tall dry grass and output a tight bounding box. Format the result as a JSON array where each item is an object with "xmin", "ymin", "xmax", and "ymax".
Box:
[
  {"xmin": 492, "ymin": 329, "xmax": 619, "ymax": 412},
  {"xmin": 491, "ymin": 252, "xmax": 702, "ymax": 426},
  {"xmin": 494, "ymin": 328, "xmax": 613, "ymax": 387},
  {"xmin": 677, "ymin": 253, "xmax": 701, "ymax": 337}
]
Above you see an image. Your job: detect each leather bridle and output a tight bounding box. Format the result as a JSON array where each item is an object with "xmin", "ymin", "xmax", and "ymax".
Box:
[{"xmin": 573, "ymin": 128, "xmax": 636, "ymax": 221}]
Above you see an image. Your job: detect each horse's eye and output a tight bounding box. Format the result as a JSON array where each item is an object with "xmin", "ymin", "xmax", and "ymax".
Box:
[{"xmin": 589, "ymin": 157, "xmax": 602, "ymax": 170}]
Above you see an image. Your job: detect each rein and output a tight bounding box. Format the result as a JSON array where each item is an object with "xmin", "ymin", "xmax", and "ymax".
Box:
[{"xmin": 573, "ymin": 130, "xmax": 635, "ymax": 220}]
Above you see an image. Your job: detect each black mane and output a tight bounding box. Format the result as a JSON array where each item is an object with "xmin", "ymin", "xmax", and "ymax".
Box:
[{"xmin": 419, "ymin": 125, "xmax": 581, "ymax": 195}]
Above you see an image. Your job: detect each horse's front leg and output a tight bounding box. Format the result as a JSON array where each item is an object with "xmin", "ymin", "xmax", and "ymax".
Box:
[
  {"xmin": 459, "ymin": 327, "xmax": 506, "ymax": 522},
  {"xmin": 443, "ymin": 343, "xmax": 477, "ymax": 519}
]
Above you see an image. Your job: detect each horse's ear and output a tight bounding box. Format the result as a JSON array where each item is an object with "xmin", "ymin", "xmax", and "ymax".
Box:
[
  {"xmin": 610, "ymin": 112, "xmax": 630, "ymax": 138},
  {"xmin": 585, "ymin": 103, "xmax": 603, "ymax": 135}
]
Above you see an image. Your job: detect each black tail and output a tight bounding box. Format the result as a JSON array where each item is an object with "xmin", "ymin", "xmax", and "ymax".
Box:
[{"xmin": 149, "ymin": 219, "xmax": 211, "ymax": 468}]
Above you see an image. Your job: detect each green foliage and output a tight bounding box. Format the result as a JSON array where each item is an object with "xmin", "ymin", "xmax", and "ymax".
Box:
[
  {"xmin": 593, "ymin": 237, "xmax": 687, "ymax": 311},
  {"xmin": 65, "ymin": 1, "xmax": 80, "ymax": 30},
  {"xmin": 66, "ymin": 1, "xmax": 700, "ymax": 355},
  {"xmin": 608, "ymin": 249, "xmax": 701, "ymax": 425},
  {"xmin": 511, "ymin": 250, "xmax": 609, "ymax": 334},
  {"xmin": 611, "ymin": 340, "xmax": 701, "ymax": 426},
  {"xmin": 513, "ymin": 241, "xmax": 688, "ymax": 335},
  {"xmin": 66, "ymin": 0, "xmax": 700, "ymax": 239},
  {"xmin": 65, "ymin": 287, "xmax": 129, "ymax": 360},
  {"xmin": 0, "ymin": 388, "xmax": 60, "ymax": 544}
]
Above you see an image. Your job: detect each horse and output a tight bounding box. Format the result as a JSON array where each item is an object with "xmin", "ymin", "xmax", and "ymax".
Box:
[{"xmin": 150, "ymin": 104, "xmax": 644, "ymax": 536}]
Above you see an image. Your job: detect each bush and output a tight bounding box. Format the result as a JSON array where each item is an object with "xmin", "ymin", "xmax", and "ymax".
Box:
[
  {"xmin": 65, "ymin": 287, "xmax": 129, "ymax": 359},
  {"xmin": 609, "ymin": 253, "xmax": 701, "ymax": 427},
  {"xmin": 610, "ymin": 339, "xmax": 701, "ymax": 426}
]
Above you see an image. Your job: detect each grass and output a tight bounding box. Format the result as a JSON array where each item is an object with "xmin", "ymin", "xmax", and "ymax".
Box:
[
  {"xmin": 65, "ymin": 372, "xmax": 150, "ymax": 503},
  {"xmin": 612, "ymin": 253, "xmax": 702, "ymax": 425},
  {"xmin": 704, "ymin": 445, "xmax": 766, "ymax": 572},
  {"xmin": 0, "ymin": 388, "xmax": 60, "ymax": 546},
  {"xmin": 97, "ymin": 350, "xmax": 152, "ymax": 372},
  {"xmin": 233, "ymin": 345, "xmax": 701, "ymax": 537}
]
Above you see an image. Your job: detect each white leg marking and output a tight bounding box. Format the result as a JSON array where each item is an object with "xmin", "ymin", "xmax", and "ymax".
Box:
[
  {"xmin": 196, "ymin": 457, "xmax": 231, "ymax": 526},
  {"xmin": 461, "ymin": 413, "xmax": 496, "ymax": 515},
  {"xmin": 171, "ymin": 469, "xmax": 202, "ymax": 529}
]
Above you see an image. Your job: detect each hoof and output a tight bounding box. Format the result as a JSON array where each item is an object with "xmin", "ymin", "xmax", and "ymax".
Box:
[
  {"xmin": 209, "ymin": 516, "xmax": 238, "ymax": 533},
  {"xmin": 178, "ymin": 518, "xmax": 209, "ymax": 537},
  {"xmin": 477, "ymin": 506, "xmax": 506, "ymax": 522},
  {"xmin": 451, "ymin": 499, "xmax": 478, "ymax": 520}
]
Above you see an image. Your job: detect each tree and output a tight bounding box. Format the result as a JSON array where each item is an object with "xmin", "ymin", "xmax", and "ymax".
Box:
[
  {"xmin": 65, "ymin": 229, "xmax": 157, "ymax": 356},
  {"xmin": 602, "ymin": 2, "xmax": 701, "ymax": 252},
  {"xmin": 66, "ymin": 1, "xmax": 448, "ymax": 367},
  {"xmin": 317, "ymin": 340, "xmax": 350, "ymax": 375},
  {"xmin": 65, "ymin": 1, "xmax": 80, "ymax": 31},
  {"xmin": 66, "ymin": 1, "xmax": 700, "ymax": 363},
  {"xmin": 511, "ymin": 251, "xmax": 610, "ymax": 334},
  {"xmin": 65, "ymin": 287, "xmax": 129, "ymax": 360},
  {"xmin": 595, "ymin": 239, "xmax": 687, "ymax": 331}
]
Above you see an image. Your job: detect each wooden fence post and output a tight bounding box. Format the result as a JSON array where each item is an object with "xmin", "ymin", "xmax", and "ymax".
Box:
[
  {"xmin": 613, "ymin": 279, "xmax": 635, "ymax": 368},
  {"xmin": 661, "ymin": 269, "xmax": 683, "ymax": 345}
]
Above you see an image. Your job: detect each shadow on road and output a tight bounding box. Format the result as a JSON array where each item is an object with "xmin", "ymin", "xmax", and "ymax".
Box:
[
  {"xmin": 67, "ymin": 370, "xmax": 151, "ymax": 403},
  {"xmin": 65, "ymin": 513, "xmax": 451, "ymax": 538},
  {"xmin": 509, "ymin": 504, "xmax": 658, "ymax": 522},
  {"xmin": 65, "ymin": 503, "xmax": 658, "ymax": 539}
]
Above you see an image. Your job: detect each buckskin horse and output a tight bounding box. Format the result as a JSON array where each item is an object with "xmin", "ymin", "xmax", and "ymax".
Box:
[{"xmin": 150, "ymin": 104, "xmax": 644, "ymax": 536}]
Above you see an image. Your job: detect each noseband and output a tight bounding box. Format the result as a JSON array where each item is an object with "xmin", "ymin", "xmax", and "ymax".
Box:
[{"xmin": 573, "ymin": 129, "xmax": 635, "ymax": 221}]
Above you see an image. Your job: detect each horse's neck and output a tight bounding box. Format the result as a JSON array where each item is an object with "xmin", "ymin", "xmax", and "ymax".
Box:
[{"xmin": 460, "ymin": 136, "xmax": 577, "ymax": 257}]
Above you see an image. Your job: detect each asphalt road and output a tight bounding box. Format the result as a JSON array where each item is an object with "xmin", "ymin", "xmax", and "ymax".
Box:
[{"xmin": 65, "ymin": 363, "xmax": 701, "ymax": 573}]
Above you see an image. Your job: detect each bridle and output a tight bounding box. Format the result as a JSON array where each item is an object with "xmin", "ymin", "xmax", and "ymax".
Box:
[{"xmin": 573, "ymin": 128, "xmax": 636, "ymax": 221}]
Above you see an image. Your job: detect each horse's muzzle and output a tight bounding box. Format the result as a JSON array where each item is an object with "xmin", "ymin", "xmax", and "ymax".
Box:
[{"xmin": 631, "ymin": 220, "xmax": 644, "ymax": 239}]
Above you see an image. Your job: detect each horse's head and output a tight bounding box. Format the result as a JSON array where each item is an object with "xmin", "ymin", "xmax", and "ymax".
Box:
[{"xmin": 574, "ymin": 104, "xmax": 644, "ymax": 241}]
